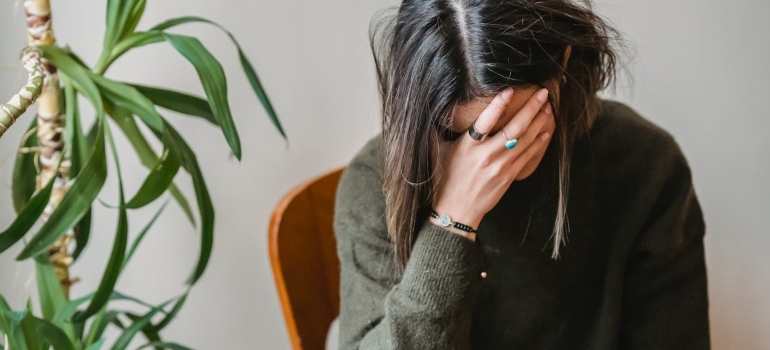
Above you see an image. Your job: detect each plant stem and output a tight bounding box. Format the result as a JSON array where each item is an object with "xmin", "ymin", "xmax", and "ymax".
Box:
[
  {"xmin": 24, "ymin": 0, "xmax": 76, "ymax": 299},
  {"xmin": 0, "ymin": 47, "xmax": 45, "ymax": 138}
]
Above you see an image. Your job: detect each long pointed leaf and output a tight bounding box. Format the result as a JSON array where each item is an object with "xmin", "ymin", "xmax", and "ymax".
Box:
[
  {"xmin": 0, "ymin": 175, "xmax": 55, "ymax": 254},
  {"xmin": 150, "ymin": 16, "xmax": 286, "ymax": 138},
  {"xmin": 138, "ymin": 341, "xmax": 194, "ymax": 350},
  {"xmin": 102, "ymin": 31, "xmax": 164, "ymax": 72},
  {"xmin": 84, "ymin": 338, "xmax": 106, "ymax": 350},
  {"xmin": 123, "ymin": 202, "xmax": 167, "ymax": 269},
  {"xmin": 72, "ymin": 209, "xmax": 92, "ymax": 261},
  {"xmin": 147, "ymin": 292, "xmax": 187, "ymax": 333},
  {"xmin": 16, "ymin": 123, "xmax": 107, "ymax": 260},
  {"xmin": 161, "ymin": 123, "xmax": 214, "ymax": 285},
  {"xmin": 91, "ymin": 74, "xmax": 164, "ymax": 132},
  {"xmin": 163, "ymin": 33, "xmax": 242, "ymax": 159},
  {"xmin": 130, "ymin": 84, "xmax": 216, "ymax": 126},
  {"xmin": 25, "ymin": 315, "xmax": 75, "ymax": 350},
  {"xmin": 111, "ymin": 300, "xmax": 172, "ymax": 350},
  {"xmin": 106, "ymin": 103, "xmax": 195, "ymax": 225},
  {"xmin": 73, "ymin": 123, "xmax": 128, "ymax": 322},
  {"xmin": 0, "ymin": 296, "xmax": 28, "ymax": 349},
  {"xmin": 63, "ymin": 76, "xmax": 94, "ymax": 262},
  {"xmin": 33, "ymin": 256, "xmax": 66, "ymax": 317},
  {"xmin": 120, "ymin": 0, "xmax": 147, "ymax": 40},
  {"xmin": 126, "ymin": 145, "xmax": 180, "ymax": 209},
  {"xmin": 37, "ymin": 45, "xmax": 104, "ymax": 120},
  {"xmin": 12, "ymin": 119, "xmax": 38, "ymax": 213}
]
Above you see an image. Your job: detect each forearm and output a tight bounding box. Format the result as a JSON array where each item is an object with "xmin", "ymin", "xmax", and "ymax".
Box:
[{"xmin": 341, "ymin": 223, "xmax": 483, "ymax": 350}]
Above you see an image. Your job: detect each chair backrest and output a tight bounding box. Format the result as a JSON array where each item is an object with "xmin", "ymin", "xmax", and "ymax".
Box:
[{"xmin": 269, "ymin": 167, "xmax": 345, "ymax": 350}]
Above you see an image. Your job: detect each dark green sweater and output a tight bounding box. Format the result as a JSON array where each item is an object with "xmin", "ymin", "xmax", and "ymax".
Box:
[{"xmin": 333, "ymin": 99, "xmax": 710, "ymax": 349}]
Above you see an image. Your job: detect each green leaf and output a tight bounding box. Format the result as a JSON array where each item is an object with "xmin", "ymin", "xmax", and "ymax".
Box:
[
  {"xmin": 25, "ymin": 315, "xmax": 75, "ymax": 350},
  {"xmin": 0, "ymin": 174, "xmax": 55, "ymax": 255},
  {"xmin": 0, "ymin": 297, "xmax": 30, "ymax": 350},
  {"xmin": 123, "ymin": 202, "xmax": 167, "ymax": 269},
  {"xmin": 160, "ymin": 123, "xmax": 215, "ymax": 285},
  {"xmin": 38, "ymin": 45, "xmax": 104, "ymax": 120},
  {"xmin": 106, "ymin": 104, "xmax": 196, "ymax": 225},
  {"xmin": 12, "ymin": 119, "xmax": 38, "ymax": 213},
  {"xmin": 122, "ymin": 312, "xmax": 161, "ymax": 346},
  {"xmin": 86, "ymin": 310, "xmax": 120, "ymax": 346},
  {"xmin": 73, "ymin": 123, "xmax": 128, "ymax": 323},
  {"xmin": 16, "ymin": 123, "xmax": 107, "ymax": 260},
  {"xmin": 72, "ymin": 209, "xmax": 92, "ymax": 261},
  {"xmin": 111, "ymin": 300, "xmax": 172, "ymax": 350},
  {"xmin": 84, "ymin": 338, "xmax": 106, "ymax": 350},
  {"xmin": 91, "ymin": 74, "xmax": 164, "ymax": 132},
  {"xmin": 83, "ymin": 307, "xmax": 106, "ymax": 346},
  {"xmin": 126, "ymin": 145, "xmax": 180, "ymax": 209},
  {"xmin": 120, "ymin": 0, "xmax": 147, "ymax": 40},
  {"xmin": 137, "ymin": 342, "xmax": 192, "ymax": 350},
  {"xmin": 99, "ymin": 31, "xmax": 164, "ymax": 74},
  {"xmin": 63, "ymin": 76, "xmax": 94, "ymax": 263},
  {"xmin": 63, "ymin": 75, "xmax": 90, "ymax": 178},
  {"xmin": 163, "ymin": 32, "xmax": 242, "ymax": 160},
  {"xmin": 52, "ymin": 291, "xmax": 167, "ymax": 328},
  {"xmin": 147, "ymin": 292, "xmax": 187, "ymax": 333},
  {"xmin": 33, "ymin": 256, "xmax": 76, "ymax": 342},
  {"xmin": 130, "ymin": 84, "xmax": 217, "ymax": 126},
  {"xmin": 33, "ymin": 257, "xmax": 66, "ymax": 318},
  {"xmin": 104, "ymin": 0, "xmax": 138, "ymax": 50},
  {"xmin": 19, "ymin": 301, "xmax": 39, "ymax": 350},
  {"xmin": 151, "ymin": 16, "xmax": 286, "ymax": 139}
]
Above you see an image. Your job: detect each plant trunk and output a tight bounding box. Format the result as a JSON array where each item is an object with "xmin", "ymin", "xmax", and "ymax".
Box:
[{"xmin": 24, "ymin": 0, "xmax": 76, "ymax": 299}]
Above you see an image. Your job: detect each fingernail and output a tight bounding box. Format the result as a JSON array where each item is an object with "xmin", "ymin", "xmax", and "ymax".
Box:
[
  {"xmin": 503, "ymin": 87, "xmax": 514, "ymax": 98},
  {"xmin": 544, "ymin": 104, "xmax": 552, "ymax": 115},
  {"xmin": 541, "ymin": 132, "xmax": 550, "ymax": 140},
  {"xmin": 536, "ymin": 88, "xmax": 549, "ymax": 102}
]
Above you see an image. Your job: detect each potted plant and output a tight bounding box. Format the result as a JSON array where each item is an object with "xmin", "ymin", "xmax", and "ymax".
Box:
[{"xmin": 0, "ymin": 0, "xmax": 285, "ymax": 348}]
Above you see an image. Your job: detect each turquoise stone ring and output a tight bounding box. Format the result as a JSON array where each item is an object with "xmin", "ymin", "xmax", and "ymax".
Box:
[{"xmin": 501, "ymin": 129, "xmax": 518, "ymax": 150}]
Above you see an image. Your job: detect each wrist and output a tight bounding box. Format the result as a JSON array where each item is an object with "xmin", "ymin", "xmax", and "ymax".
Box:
[
  {"xmin": 427, "ymin": 216, "xmax": 477, "ymax": 242},
  {"xmin": 431, "ymin": 203, "xmax": 483, "ymax": 229}
]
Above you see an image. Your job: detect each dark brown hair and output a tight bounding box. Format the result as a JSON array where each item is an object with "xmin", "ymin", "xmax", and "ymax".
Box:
[{"xmin": 371, "ymin": 0, "xmax": 628, "ymax": 273}]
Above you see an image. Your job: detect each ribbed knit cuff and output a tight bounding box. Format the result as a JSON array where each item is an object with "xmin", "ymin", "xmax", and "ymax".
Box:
[{"xmin": 398, "ymin": 222, "xmax": 483, "ymax": 308}]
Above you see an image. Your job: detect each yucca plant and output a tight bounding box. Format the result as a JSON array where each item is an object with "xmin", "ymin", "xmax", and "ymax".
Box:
[{"xmin": 0, "ymin": 0, "xmax": 285, "ymax": 348}]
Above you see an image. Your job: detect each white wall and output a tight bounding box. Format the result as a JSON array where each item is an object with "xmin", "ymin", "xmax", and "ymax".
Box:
[{"xmin": 0, "ymin": 1, "xmax": 767, "ymax": 349}]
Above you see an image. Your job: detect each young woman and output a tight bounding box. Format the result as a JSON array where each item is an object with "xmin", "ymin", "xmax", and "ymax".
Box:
[{"xmin": 334, "ymin": 1, "xmax": 710, "ymax": 349}]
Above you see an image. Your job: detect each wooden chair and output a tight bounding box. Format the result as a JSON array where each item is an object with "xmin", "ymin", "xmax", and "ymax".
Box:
[{"xmin": 269, "ymin": 167, "xmax": 346, "ymax": 350}]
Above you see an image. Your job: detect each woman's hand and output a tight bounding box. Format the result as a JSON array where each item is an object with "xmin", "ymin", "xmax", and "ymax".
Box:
[{"xmin": 430, "ymin": 87, "xmax": 556, "ymax": 240}]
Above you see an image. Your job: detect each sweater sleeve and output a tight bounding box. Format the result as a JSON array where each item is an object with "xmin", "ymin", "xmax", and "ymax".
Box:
[
  {"xmin": 334, "ymin": 163, "xmax": 483, "ymax": 350},
  {"xmin": 619, "ymin": 142, "xmax": 711, "ymax": 349}
]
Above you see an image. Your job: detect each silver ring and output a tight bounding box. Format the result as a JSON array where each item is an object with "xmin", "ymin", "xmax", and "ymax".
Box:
[
  {"xmin": 501, "ymin": 129, "xmax": 518, "ymax": 150},
  {"xmin": 468, "ymin": 122, "xmax": 486, "ymax": 141}
]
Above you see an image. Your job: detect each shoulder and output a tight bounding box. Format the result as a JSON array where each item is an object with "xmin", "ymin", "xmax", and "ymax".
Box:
[
  {"xmin": 334, "ymin": 134, "xmax": 387, "ymax": 229},
  {"xmin": 347, "ymin": 134, "xmax": 385, "ymax": 175},
  {"xmin": 583, "ymin": 98, "xmax": 690, "ymax": 177}
]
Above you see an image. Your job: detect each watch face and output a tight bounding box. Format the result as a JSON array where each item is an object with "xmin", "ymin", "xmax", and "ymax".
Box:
[{"xmin": 439, "ymin": 214, "xmax": 452, "ymax": 227}]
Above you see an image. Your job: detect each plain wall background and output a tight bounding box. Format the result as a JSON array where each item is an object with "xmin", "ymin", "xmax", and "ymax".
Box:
[{"xmin": 1, "ymin": 0, "xmax": 767, "ymax": 349}]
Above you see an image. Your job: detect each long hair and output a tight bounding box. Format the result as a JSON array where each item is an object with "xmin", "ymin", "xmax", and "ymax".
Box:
[{"xmin": 371, "ymin": 0, "xmax": 628, "ymax": 273}]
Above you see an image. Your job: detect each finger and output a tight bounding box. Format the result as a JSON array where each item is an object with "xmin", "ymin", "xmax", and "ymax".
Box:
[
  {"xmin": 509, "ymin": 132, "xmax": 551, "ymax": 176},
  {"xmin": 498, "ymin": 88, "xmax": 549, "ymax": 142},
  {"xmin": 472, "ymin": 87, "xmax": 514, "ymax": 135}
]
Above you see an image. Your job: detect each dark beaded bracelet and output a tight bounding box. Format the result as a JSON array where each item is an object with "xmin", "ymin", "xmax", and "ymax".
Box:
[
  {"xmin": 429, "ymin": 209, "xmax": 487, "ymax": 278},
  {"xmin": 428, "ymin": 209, "xmax": 478, "ymax": 233}
]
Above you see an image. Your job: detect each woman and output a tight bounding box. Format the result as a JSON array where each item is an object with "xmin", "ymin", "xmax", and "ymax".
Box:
[{"xmin": 334, "ymin": 0, "xmax": 710, "ymax": 349}]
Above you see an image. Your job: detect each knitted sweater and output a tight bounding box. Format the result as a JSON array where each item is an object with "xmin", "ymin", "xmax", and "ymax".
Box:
[{"xmin": 333, "ymin": 99, "xmax": 710, "ymax": 349}]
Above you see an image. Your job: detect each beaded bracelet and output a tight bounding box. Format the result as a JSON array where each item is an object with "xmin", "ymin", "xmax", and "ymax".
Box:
[
  {"xmin": 428, "ymin": 209, "xmax": 478, "ymax": 233},
  {"xmin": 428, "ymin": 209, "xmax": 487, "ymax": 278}
]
